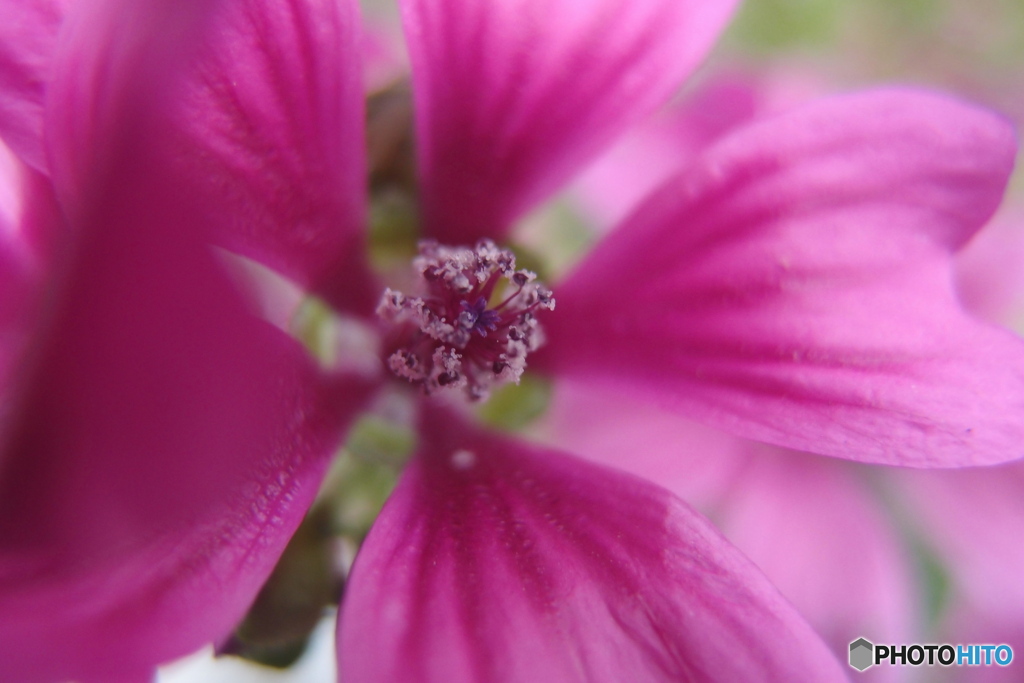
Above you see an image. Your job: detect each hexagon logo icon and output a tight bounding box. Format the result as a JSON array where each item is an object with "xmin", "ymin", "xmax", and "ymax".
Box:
[{"xmin": 849, "ymin": 638, "xmax": 874, "ymax": 671}]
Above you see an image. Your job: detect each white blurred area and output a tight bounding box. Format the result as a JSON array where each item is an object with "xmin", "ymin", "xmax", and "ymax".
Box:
[{"xmin": 158, "ymin": 616, "xmax": 337, "ymax": 683}]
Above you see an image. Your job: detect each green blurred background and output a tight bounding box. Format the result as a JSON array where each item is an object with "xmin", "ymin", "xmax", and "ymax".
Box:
[{"xmin": 719, "ymin": 0, "xmax": 1024, "ymax": 193}]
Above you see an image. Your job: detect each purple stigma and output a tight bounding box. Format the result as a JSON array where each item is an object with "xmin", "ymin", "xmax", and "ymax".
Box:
[{"xmin": 460, "ymin": 297, "xmax": 500, "ymax": 336}]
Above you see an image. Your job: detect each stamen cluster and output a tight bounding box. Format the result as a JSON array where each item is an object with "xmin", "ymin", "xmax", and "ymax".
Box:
[{"xmin": 377, "ymin": 240, "xmax": 554, "ymax": 401}]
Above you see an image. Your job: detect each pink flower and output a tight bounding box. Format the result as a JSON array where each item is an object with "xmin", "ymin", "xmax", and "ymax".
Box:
[{"xmin": 0, "ymin": 0, "xmax": 1021, "ymax": 682}]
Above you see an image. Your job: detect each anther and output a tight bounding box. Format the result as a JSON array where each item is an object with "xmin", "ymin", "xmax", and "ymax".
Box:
[{"xmin": 377, "ymin": 239, "xmax": 554, "ymax": 401}]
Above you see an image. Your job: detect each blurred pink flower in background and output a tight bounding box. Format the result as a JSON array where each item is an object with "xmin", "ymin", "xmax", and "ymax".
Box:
[
  {"xmin": 1, "ymin": 0, "xmax": 1023, "ymax": 681},
  {"xmin": 892, "ymin": 207, "xmax": 1024, "ymax": 682}
]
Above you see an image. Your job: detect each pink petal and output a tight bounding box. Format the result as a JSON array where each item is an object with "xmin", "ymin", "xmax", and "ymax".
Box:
[
  {"xmin": 543, "ymin": 381, "xmax": 917, "ymax": 679},
  {"xmin": 402, "ymin": 0, "xmax": 738, "ymax": 244},
  {"xmin": 0, "ymin": 4, "xmax": 373, "ymax": 679},
  {"xmin": 0, "ymin": 124, "xmax": 64, "ymax": 462},
  {"xmin": 538, "ymin": 378, "xmax": 750, "ymax": 510},
  {"xmin": 0, "ymin": 0, "xmax": 67, "ymax": 173},
  {"xmin": 0, "ymin": 133, "xmax": 65, "ymax": 267},
  {"xmin": 338, "ymin": 407, "xmax": 845, "ymax": 682},
  {"xmin": 538, "ymin": 89, "xmax": 1024, "ymax": 467},
  {"xmin": 0, "ymin": 206, "xmax": 36, "ymax": 429},
  {"xmin": 717, "ymin": 446, "xmax": 917, "ymax": 681},
  {"xmin": 49, "ymin": 0, "xmax": 376, "ymax": 315}
]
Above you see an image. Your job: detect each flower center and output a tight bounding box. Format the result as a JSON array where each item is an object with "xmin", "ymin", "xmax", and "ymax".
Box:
[{"xmin": 376, "ymin": 239, "xmax": 555, "ymax": 401}]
